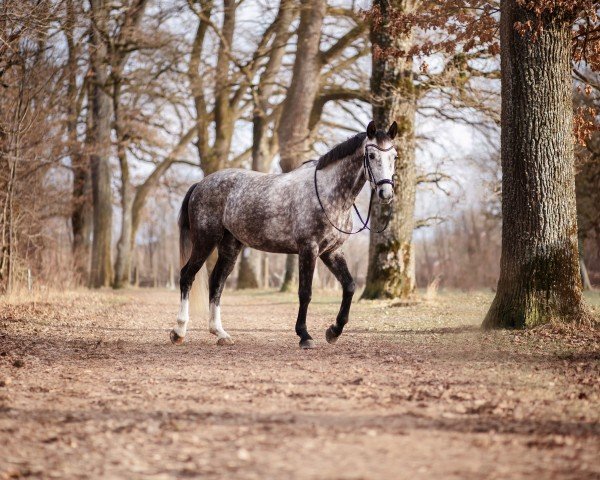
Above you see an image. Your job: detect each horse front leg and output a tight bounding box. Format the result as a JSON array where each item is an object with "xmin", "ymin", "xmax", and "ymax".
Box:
[
  {"xmin": 295, "ymin": 244, "xmax": 318, "ymax": 349},
  {"xmin": 320, "ymin": 250, "xmax": 355, "ymax": 344}
]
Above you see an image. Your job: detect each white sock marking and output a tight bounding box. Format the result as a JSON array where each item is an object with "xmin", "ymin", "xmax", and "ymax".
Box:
[
  {"xmin": 174, "ymin": 297, "xmax": 189, "ymax": 337},
  {"xmin": 209, "ymin": 302, "xmax": 230, "ymax": 339}
]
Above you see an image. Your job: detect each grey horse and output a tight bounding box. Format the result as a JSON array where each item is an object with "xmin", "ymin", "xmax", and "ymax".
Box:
[{"xmin": 170, "ymin": 120, "xmax": 398, "ymax": 348}]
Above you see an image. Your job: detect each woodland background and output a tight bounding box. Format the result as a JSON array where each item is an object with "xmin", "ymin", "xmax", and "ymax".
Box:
[{"xmin": 0, "ymin": 0, "xmax": 598, "ymax": 297}]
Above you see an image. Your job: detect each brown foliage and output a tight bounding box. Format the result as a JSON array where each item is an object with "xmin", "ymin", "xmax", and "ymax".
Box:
[{"xmin": 367, "ymin": 0, "xmax": 600, "ymax": 144}]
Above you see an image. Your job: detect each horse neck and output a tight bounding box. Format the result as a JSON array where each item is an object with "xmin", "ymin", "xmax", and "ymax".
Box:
[{"xmin": 319, "ymin": 151, "xmax": 365, "ymax": 211}]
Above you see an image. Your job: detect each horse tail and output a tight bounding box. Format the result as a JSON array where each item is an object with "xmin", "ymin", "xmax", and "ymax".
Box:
[{"xmin": 178, "ymin": 184, "xmax": 209, "ymax": 319}]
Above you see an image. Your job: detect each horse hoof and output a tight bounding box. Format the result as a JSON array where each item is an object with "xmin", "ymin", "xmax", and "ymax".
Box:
[
  {"xmin": 217, "ymin": 337, "xmax": 234, "ymax": 346},
  {"xmin": 325, "ymin": 326, "xmax": 338, "ymax": 344},
  {"xmin": 299, "ymin": 339, "xmax": 316, "ymax": 349},
  {"xmin": 170, "ymin": 330, "xmax": 185, "ymax": 345}
]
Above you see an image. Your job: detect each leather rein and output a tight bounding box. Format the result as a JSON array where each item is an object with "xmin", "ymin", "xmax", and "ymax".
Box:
[{"xmin": 314, "ymin": 144, "xmax": 396, "ymax": 235}]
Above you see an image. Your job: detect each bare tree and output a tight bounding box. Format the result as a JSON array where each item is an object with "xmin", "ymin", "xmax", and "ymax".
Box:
[
  {"xmin": 0, "ymin": 0, "xmax": 65, "ymax": 292},
  {"xmin": 88, "ymin": 0, "xmax": 114, "ymax": 288},
  {"xmin": 64, "ymin": 0, "xmax": 92, "ymax": 284},
  {"xmin": 110, "ymin": 0, "xmax": 150, "ymax": 288}
]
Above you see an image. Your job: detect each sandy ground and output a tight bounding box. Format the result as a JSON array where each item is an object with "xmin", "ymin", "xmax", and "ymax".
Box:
[{"xmin": 0, "ymin": 287, "xmax": 599, "ymax": 479}]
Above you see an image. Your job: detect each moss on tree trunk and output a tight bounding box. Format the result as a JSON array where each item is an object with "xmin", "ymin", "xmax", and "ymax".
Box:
[{"xmin": 363, "ymin": 0, "xmax": 417, "ymax": 300}]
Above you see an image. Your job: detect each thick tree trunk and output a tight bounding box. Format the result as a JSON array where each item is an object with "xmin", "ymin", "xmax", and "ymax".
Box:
[
  {"xmin": 362, "ymin": 0, "xmax": 417, "ymax": 300},
  {"xmin": 277, "ymin": 0, "xmax": 325, "ymax": 292},
  {"xmin": 483, "ymin": 1, "xmax": 586, "ymax": 328},
  {"xmin": 88, "ymin": 0, "xmax": 113, "ymax": 289}
]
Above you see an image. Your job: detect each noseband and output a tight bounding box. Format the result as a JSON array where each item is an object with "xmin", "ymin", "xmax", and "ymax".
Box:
[
  {"xmin": 314, "ymin": 144, "xmax": 396, "ymax": 235},
  {"xmin": 363, "ymin": 143, "xmax": 396, "ymax": 191}
]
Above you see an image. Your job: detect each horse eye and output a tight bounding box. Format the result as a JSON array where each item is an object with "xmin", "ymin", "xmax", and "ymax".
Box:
[{"xmin": 369, "ymin": 153, "xmax": 375, "ymax": 160}]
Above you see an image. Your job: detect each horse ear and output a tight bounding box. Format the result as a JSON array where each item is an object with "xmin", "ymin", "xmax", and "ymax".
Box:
[
  {"xmin": 367, "ymin": 121, "xmax": 376, "ymax": 139},
  {"xmin": 388, "ymin": 121, "xmax": 398, "ymax": 140}
]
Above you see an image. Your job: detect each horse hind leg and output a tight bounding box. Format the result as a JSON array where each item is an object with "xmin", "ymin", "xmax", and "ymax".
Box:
[
  {"xmin": 170, "ymin": 241, "xmax": 213, "ymax": 345},
  {"xmin": 208, "ymin": 231, "xmax": 243, "ymax": 345}
]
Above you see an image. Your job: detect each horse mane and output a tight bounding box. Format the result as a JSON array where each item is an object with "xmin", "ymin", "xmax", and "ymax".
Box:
[{"xmin": 315, "ymin": 130, "xmax": 390, "ymax": 170}]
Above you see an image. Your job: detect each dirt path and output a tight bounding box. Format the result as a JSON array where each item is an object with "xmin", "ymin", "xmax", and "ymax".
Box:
[{"xmin": 1, "ymin": 288, "xmax": 599, "ymax": 479}]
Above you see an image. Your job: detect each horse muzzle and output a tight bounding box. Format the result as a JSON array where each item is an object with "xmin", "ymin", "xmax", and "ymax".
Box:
[{"xmin": 376, "ymin": 181, "xmax": 394, "ymax": 204}]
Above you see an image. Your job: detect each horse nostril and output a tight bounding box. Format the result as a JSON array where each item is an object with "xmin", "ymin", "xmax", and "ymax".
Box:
[{"xmin": 378, "ymin": 189, "xmax": 386, "ymax": 199}]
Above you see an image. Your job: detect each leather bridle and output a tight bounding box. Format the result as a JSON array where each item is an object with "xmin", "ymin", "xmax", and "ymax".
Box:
[
  {"xmin": 314, "ymin": 143, "xmax": 396, "ymax": 235},
  {"xmin": 363, "ymin": 143, "xmax": 396, "ymax": 191}
]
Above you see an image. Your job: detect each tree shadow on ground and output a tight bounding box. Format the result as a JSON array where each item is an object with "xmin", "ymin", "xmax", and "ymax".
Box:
[{"xmin": 7, "ymin": 407, "xmax": 600, "ymax": 440}]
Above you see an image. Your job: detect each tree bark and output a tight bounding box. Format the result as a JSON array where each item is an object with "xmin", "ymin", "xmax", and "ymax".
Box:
[
  {"xmin": 277, "ymin": 0, "xmax": 325, "ymax": 172},
  {"xmin": 362, "ymin": 0, "xmax": 417, "ymax": 300},
  {"xmin": 237, "ymin": 247, "xmax": 260, "ymax": 289},
  {"xmin": 281, "ymin": 253, "xmax": 297, "ymax": 293},
  {"xmin": 88, "ymin": 0, "xmax": 113, "ymax": 288},
  {"xmin": 277, "ymin": 0, "xmax": 325, "ymax": 292},
  {"xmin": 483, "ymin": 0, "xmax": 586, "ymax": 328},
  {"xmin": 66, "ymin": 0, "xmax": 91, "ymax": 284},
  {"xmin": 112, "ymin": 80, "xmax": 133, "ymax": 289},
  {"xmin": 71, "ymin": 151, "xmax": 92, "ymax": 284}
]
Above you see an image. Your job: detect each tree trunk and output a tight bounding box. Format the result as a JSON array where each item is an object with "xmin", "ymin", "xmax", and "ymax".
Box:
[
  {"xmin": 113, "ymin": 134, "xmax": 133, "ymax": 288},
  {"xmin": 483, "ymin": 0, "xmax": 586, "ymax": 328},
  {"xmin": 580, "ymin": 256, "xmax": 592, "ymax": 291},
  {"xmin": 277, "ymin": 0, "xmax": 325, "ymax": 172},
  {"xmin": 88, "ymin": 0, "xmax": 113, "ymax": 289},
  {"xmin": 66, "ymin": 0, "xmax": 92, "ymax": 284},
  {"xmin": 112, "ymin": 73, "xmax": 133, "ymax": 289},
  {"xmin": 277, "ymin": 0, "xmax": 325, "ymax": 292},
  {"xmin": 263, "ymin": 254, "xmax": 269, "ymax": 288},
  {"xmin": 71, "ymin": 154, "xmax": 92, "ymax": 284},
  {"xmin": 578, "ymin": 238, "xmax": 593, "ymax": 291},
  {"xmin": 237, "ymin": 247, "xmax": 260, "ymax": 289},
  {"xmin": 362, "ymin": 0, "xmax": 417, "ymax": 300},
  {"xmin": 280, "ymin": 253, "xmax": 297, "ymax": 292}
]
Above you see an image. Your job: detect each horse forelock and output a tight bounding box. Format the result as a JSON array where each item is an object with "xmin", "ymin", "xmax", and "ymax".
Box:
[{"xmin": 316, "ymin": 130, "xmax": 392, "ymax": 170}]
